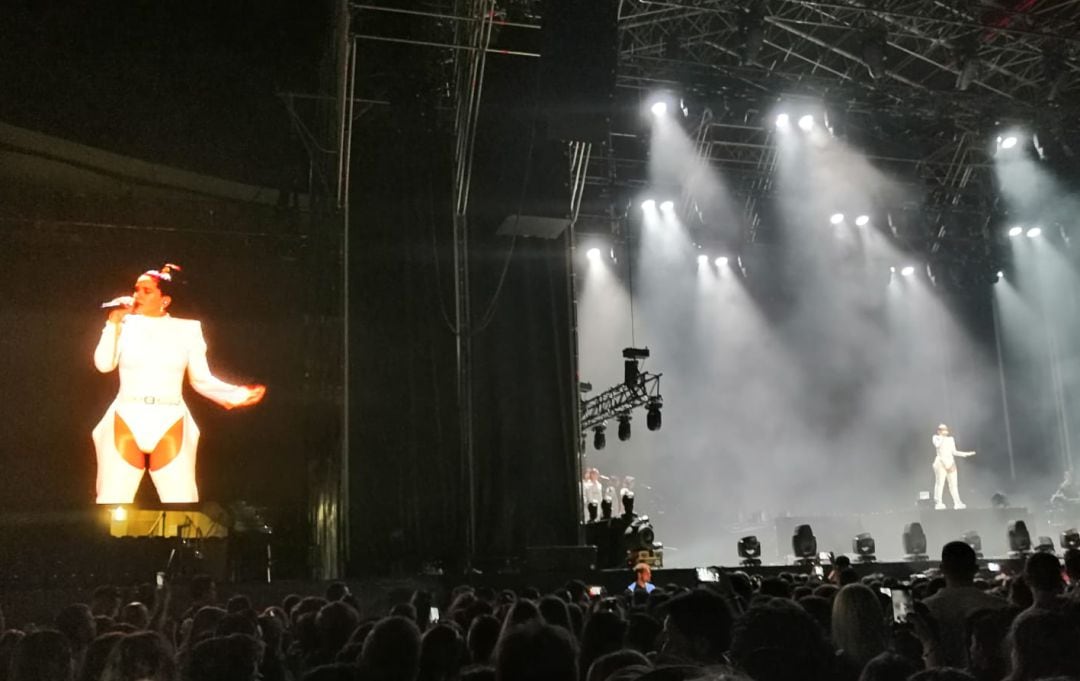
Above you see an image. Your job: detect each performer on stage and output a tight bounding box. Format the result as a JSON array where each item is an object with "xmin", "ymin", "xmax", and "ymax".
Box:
[
  {"xmin": 92, "ymin": 264, "xmax": 265, "ymax": 504},
  {"xmin": 581, "ymin": 467, "xmax": 603, "ymax": 522},
  {"xmin": 931, "ymin": 424, "xmax": 975, "ymax": 510}
]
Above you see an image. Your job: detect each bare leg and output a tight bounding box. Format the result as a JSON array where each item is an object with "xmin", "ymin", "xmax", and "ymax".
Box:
[
  {"xmin": 149, "ymin": 418, "xmax": 184, "ymax": 471},
  {"xmin": 114, "ymin": 413, "xmax": 147, "ymax": 469}
]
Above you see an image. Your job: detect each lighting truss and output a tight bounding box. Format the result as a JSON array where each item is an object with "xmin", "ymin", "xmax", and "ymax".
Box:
[
  {"xmin": 580, "ymin": 372, "xmax": 663, "ymax": 433},
  {"xmin": 572, "ymin": 0, "xmax": 1080, "ymax": 275}
]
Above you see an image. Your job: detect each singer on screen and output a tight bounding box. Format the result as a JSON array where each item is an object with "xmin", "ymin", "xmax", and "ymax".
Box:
[{"xmin": 92, "ymin": 264, "xmax": 265, "ymax": 504}]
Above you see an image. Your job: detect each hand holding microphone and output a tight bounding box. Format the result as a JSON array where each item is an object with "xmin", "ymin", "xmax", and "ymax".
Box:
[{"xmin": 103, "ymin": 295, "xmax": 134, "ymax": 324}]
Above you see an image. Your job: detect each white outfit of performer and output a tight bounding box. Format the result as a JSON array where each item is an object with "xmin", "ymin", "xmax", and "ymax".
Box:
[
  {"xmin": 581, "ymin": 479, "xmax": 603, "ymax": 520},
  {"xmin": 92, "ymin": 315, "xmax": 253, "ymax": 504},
  {"xmin": 932, "ymin": 430, "xmax": 973, "ymax": 510}
]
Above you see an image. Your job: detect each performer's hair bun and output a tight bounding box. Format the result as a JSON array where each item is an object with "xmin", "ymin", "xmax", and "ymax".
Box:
[{"xmin": 144, "ymin": 262, "xmax": 185, "ymax": 296}]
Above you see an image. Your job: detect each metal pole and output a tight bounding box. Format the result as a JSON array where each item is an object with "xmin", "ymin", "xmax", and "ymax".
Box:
[
  {"xmin": 340, "ymin": 36, "xmax": 357, "ymax": 577},
  {"xmin": 991, "ymin": 292, "xmax": 1017, "ymax": 481}
]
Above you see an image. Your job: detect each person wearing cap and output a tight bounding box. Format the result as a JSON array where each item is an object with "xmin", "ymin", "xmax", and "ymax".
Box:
[{"xmin": 932, "ymin": 423, "xmax": 975, "ymax": 510}]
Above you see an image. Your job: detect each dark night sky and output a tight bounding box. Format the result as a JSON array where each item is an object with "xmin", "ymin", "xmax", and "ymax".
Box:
[{"xmin": 0, "ymin": 0, "xmax": 330, "ymax": 185}]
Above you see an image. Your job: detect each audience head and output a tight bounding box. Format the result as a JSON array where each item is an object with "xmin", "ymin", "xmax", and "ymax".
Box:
[
  {"xmin": 758, "ymin": 577, "xmax": 792, "ymax": 600},
  {"xmin": 1, "ymin": 631, "xmax": 27, "ymax": 681},
  {"xmin": 418, "ymin": 624, "xmax": 464, "ymax": 681},
  {"xmin": 10, "ymin": 630, "xmax": 73, "ymax": 681},
  {"xmin": 359, "ymin": 616, "xmax": 421, "ymax": 681},
  {"xmin": 1023, "ymin": 552, "xmax": 1064, "ymax": 597},
  {"xmin": 1063, "ymin": 548, "xmax": 1080, "ymax": 583},
  {"xmin": 325, "ymin": 582, "xmax": 351, "ymax": 602},
  {"xmin": 966, "ymin": 607, "xmax": 1015, "ymax": 681},
  {"xmin": 184, "ymin": 633, "xmax": 264, "ymax": 681},
  {"xmin": 1008, "ymin": 607, "xmax": 1080, "ymax": 681},
  {"xmin": 539, "ymin": 596, "xmax": 571, "ymax": 631},
  {"xmin": 837, "ymin": 568, "xmax": 859, "ymax": 586},
  {"xmin": 225, "ymin": 595, "xmax": 253, "ymax": 615},
  {"xmin": 215, "ymin": 612, "xmax": 259, "ymax": 638},
  {"xmin": 500, "ymin": 600, "xmax": 542, "ymax": 637},
  {"xmin": 495, "ymin": 622, "xmax": 577, "ymax": 681},
  {"xmin": 831, "ymin": 584, "xmax": 887, "ymax": 667},
  {"xmin": 55, "ymin": 604, "xmax": 96, "ymax": 649},
  {"xmin": 118, "ymin": 603, "xmax": 150, "ymax": 631},
  {"xmin": 730, "ymin": 599, "xmax": 832, "ymax": 681},
  {"xmin": 100, "ymin": 631, "xmax": 177, "ymax": 681},
  {"xmin": 796, "ymin": 595, "xmax": 831, "ymax": 636},
  {"xmin": 467, "ymin": 615, "xmax": 500, "ymax": 666},
  {"xmin": 940, "ymin": 541, "xmax": 978, "ymax": 585},
  {"xmin": 189, "ymin": 575, "xmax": 217, "ymax": 605},
  {"xmin": 316, "ymin": 602, "xmax": 360, "ymax": 656},
  {"xmin": 585, "ymin": 649, "xmax": 649, "ymax": 681},
  {"xmin": 856, "ymin": 652, "xmax": 918, "ymax": 681},
  {"xmin": 624, "ymin": 613, "xmax": 662, "ymax": 655},
  {"xmin": 90, "ymin": 587, "xmax": 121, "ymax": 619},
  {"xmin": 78, "ymin": 632, "xmax": 124, "ymax": 681},
  {"xmin": 660, "ymin": 588, "xmax": 734, "ymax": 665},
  {"xmin": 184, "ymin": 607, "xmax": 227, "ymax": 650}
]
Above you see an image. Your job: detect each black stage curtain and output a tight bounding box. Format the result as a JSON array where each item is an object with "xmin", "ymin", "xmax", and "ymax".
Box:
[{"xmin": 346, "ymin": 40, "xmax": 578, "ymax": 571}]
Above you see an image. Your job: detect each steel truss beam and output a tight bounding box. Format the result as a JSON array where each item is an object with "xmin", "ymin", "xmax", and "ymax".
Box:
[{"xmin": 580, "ymin": 373, "xmax": 663, "ymax": 433}]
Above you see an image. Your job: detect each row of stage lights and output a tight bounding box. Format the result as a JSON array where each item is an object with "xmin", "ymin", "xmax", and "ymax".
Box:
[
  {"xmin": 1007, "ymin": 225, "xmax": 1042, "ymax": 238},
  {"xmin": 734, "ymin": 521, "xmax": 1080, "ymax": 567},
  {"xmin": 651, "ymin": 92, "xmax": 1038, "ymax": 162}
]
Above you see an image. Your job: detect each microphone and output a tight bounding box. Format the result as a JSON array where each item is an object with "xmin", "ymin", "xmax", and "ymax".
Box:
[{"xmin": 101, "ymin": 296, "xmax": 134, "ymax": 309}]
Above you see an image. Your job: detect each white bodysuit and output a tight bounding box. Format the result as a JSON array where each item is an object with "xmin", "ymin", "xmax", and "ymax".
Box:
[
  {"xmin": 92, "ymin": 315, "xmax": 251, "ymax": 504},
  {"xmin": 931, "ymin": 433, "xmax": 972, "ymax": 510}
]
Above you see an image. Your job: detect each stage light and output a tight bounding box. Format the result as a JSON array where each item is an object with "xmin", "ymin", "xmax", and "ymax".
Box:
[
  {"xmin": 697, "ymin": 254, "xmax": 709, "ymax": 266},
  {"xmin": 1026, "ymin": 227, "xmax": 1042, "ymax": 238},
  {"xmin": 1061, "ymin": 529, "xmax": 1080, "ymax": 550},
  {"xmin": 889, "ymin": 266, "xmax": 896, "ymax": 274},
  {"xmin": 830, "ymin": 213, "xmax": 845, "ymax": 224},
  {"xmin": 617, "ymin": 414, "xmax": 632, "ymax": 441},
  {"xmin": 659, "ymin": 200, "xmax": 674, "ymax": 212},
  {"xmin": 641, "ymin": 199, "xmax": 656, "ymax": 211},
  {"xmin": 962, "ymin": 530, "xmax": 983, "ymax": 557},
  {"xmin": 855, "ymin": 215, "xmax": 870, "ymax": 226},
  {"xmin": 900, "ymin": 266, "xmax": 915, "ymax": 277},
  {"xmin": 999, "ymin": 135, "xmax": 1018, "ymax": 150},
  {"xmin": 111, "ymin": 506, "xmax": 127, "ymax": 522},
  {"xmin": 715, "ymin": 256, "xmax": 728, "ymax": 267},
  {"xmin": 775, "ymin": 113, "xmax": 790, "ymax": 129},
  {"xmin": 1035, "ymin": 536, "xmax": 1055, "ymax": 554},
  {"xmin": 1008, "ymin": 520, "xmax": 1032, "ymax": 555},
  {"xmin": 903, "ymin": 522, "xmax": 928, "ymax": 559},
  {"xmin": 792, "ymin": 524, "xmax": 817, "ymax": 563},
  {"xmin": 996, "ymin": 271, "xmax": 1004, "ymax": 281},
  {"xmin": 798, "ymin": 114, "xmax": 814, "ymax": 131},
  {"xmin": 1008, "ymin": 226, "xmax": 1023, "ymax": 237},
  {"xmin": 853, "ymin": 533, "xmax": 876, "ymax": 562},
  {"xmin": 651, "ymin": 101, "xmax": 668, "ymax": 117},
  {"xmin": 622, "ymin": 492, "xmax": 635, "ymax": 516},
  {"xmin": 593, "ymin": 425, "xmax": 606, "ymax": 451},
  {"xmin": 646, "ymin": 398, "xmax": 662, "ymax": 431},
  {"xmin": 738, "ymin": 535, "xmax": 762, "ymax": 566},
  {"xmin": 586, "ymin": 247, "xmax": 601, "ymax": 262},
  {"xmin": 601, "ymin": 497, "xmax": 613, "ymax": 520},
  {"xmin": 624, "ymin": 516, "xmax": 656, "ymax": 550}
]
